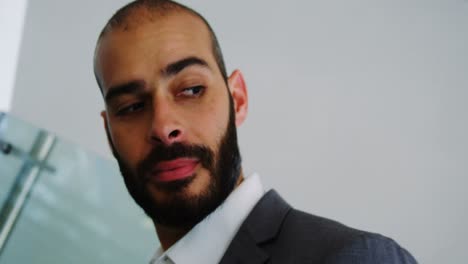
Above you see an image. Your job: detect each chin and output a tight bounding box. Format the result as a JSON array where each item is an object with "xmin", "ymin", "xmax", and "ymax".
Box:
[{"xmin": 184, "ymin": 171, "xmax": 212, "ymax": 195}]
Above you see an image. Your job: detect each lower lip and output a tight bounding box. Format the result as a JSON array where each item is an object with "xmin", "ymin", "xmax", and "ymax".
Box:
[{"xmin": 152, "ymin": 160, "xmax": 199, "ymax": 182}]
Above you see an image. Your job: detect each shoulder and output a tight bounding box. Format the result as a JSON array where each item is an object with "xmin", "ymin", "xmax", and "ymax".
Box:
[
  {"xmin": 323, "ymin": 232, "xmax": 418, "ymax": 263},
  {"xmin": 274, "ymin": 208, "xmax": 417, "ymax": 263},
  {"xmin": 237, "ymin": 190, "xmax": 417, "ymax": 263}
]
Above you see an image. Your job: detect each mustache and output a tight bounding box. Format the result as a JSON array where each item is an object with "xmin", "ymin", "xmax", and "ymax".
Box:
[{"xmin": 136, "ymin": 142, "xmax": 214, "ymax": 179}]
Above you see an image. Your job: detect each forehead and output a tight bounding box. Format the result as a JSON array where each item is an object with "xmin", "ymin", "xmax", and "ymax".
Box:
[{"xmin": 95, "ymin": 11, "xmax": 215, "ymax": 91}]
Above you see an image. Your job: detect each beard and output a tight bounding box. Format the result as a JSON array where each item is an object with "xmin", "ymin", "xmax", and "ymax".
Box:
[{"xmin": 107, "ymin": 97, "xmax": 242, "ymax": 228}]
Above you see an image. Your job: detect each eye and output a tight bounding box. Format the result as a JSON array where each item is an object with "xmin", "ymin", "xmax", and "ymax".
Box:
[
  {"xmin": 116, "ymin": 101, "xmax": 145, "ymax": 116},
  {"xmin": 178, "ymin": 86, "xmax": 205, "ymax": 97}
]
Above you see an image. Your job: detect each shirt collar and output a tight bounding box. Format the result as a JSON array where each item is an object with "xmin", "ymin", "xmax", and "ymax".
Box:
[{"xmin": 150, "ymin": 173, "xmax": 264, "ymax": 264}]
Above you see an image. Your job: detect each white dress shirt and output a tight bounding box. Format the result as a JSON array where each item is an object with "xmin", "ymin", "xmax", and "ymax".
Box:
[{"xmin": 149, "ymin": 174, "xmax": 264, "ymax": 264}]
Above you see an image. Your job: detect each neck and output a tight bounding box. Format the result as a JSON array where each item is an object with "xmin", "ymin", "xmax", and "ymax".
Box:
[
  {"xmin": 154, "ymin": 224, "xmax": 190, "ymax": 251},
  {"xmin": 154, "ymin": 171, "xmax": 245, "ymax": 250}
]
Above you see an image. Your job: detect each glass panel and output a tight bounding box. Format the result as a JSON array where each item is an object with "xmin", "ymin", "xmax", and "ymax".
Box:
[
  {"xmin": 0, "ymin": 145, "xmax": 21, "ymax": 209},
  {"xmin": 0, "ymin": 113, "xmax": 41, "ymax": 212},
  {"xmin": 0, "ymin": 113, "xmax": 158, "ymax": 263},
  {"xmin": 0, "ymin": 153, "xmax": 21, "ymax": 208}
]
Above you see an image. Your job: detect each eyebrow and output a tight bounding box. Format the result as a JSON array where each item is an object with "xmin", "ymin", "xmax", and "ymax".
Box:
[
  {"xmin": 105, "ymin": 80, "xmax": 146, "ymax": 103},
  {"xmin": 162, "ymin": 56, "xmax": 210, "ymax": 77},
  {"xmin": 104, "ymin": 57, "xmax": 210, "ymax": 103}
]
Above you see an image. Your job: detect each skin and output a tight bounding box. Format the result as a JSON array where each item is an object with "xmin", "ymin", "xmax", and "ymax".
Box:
[{"xmin": 94, "ymin": 10, "xmax": 248, "ymax": 250}]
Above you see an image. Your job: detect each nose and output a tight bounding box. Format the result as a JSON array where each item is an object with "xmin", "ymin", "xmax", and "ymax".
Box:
[{"xmin": 148, "ymin": 98, "xmax": 184, "ymax": 145}]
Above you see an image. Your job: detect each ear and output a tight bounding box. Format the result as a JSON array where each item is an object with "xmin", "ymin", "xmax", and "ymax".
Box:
[
  {"xmin": 100, "ymin": 110, "xmax": 115, "ymax": 152},
  {"xmin": 100, "ymin": 110, "xmax": 108, "ymax": 131},
  {"xmin": 227, "ymin": 69, "xmax": 248, "ymax": 127}
]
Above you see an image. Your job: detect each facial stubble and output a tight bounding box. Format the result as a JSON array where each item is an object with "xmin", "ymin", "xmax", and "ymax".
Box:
[{"xmin": 106, "ymin": 96, "xmax": 241, "ymax": 228}]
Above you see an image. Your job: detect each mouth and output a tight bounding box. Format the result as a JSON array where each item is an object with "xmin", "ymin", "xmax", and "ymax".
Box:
[{"xmin": 150, "ymin": 158, "xmax": 199, "ymax": 183}]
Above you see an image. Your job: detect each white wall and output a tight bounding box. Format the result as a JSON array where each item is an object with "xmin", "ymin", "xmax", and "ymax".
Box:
[
  {"xmin": 0, "ymin": 0, "xmax": 28, "ymax": 112},
  {"xmin": 9, "ymin": 0, "xmax": 468, "ymax": 263}
]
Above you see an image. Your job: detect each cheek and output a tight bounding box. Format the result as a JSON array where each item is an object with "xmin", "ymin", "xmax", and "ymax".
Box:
[
  {"xmin": 189, "ymin": 96, "xmax": 230, "ymax": 148},
  {"xmin": 110, "ymin": 123, "xmax": 148, "ymax": 168}
]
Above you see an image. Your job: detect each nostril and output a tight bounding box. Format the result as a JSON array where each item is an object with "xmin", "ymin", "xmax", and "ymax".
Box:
[{"xmin": 169, "ymin": 130, "xmax": 180, "ymax": 139}]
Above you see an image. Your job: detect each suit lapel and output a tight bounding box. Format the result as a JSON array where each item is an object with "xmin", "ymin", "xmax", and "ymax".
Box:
[
  {"xmin": 218, "ymin": 226, "xmax": 269, "ymax": 264},
  {"xmin": 219, "ymin": 190, "xmax": 291, "ymax": 264}
]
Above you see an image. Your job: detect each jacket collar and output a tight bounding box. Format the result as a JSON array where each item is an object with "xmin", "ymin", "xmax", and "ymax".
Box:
[{"xmin": 219, "ymin": 190, "xmax": 291, "ymax": 264}]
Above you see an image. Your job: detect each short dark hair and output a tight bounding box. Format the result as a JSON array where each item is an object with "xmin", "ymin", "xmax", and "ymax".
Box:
[{"xmin": 94, "ymin": 0, "xmax": 228, "ymax": 93}]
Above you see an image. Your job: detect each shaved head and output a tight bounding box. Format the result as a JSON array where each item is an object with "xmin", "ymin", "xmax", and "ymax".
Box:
[{"xmin": 94, "ymin": 0, "xmax": 228, "ymax": 92}]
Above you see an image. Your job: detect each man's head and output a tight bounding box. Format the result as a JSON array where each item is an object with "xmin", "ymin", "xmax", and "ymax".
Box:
[{"xmin": 94, "ymin": 0, "xmax": 248, "ymax": 229}]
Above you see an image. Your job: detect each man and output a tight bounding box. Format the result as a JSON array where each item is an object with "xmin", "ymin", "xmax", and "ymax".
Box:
[{"xmin": 93, "ymin": 0, "xmax": 417, "ymax": 263}]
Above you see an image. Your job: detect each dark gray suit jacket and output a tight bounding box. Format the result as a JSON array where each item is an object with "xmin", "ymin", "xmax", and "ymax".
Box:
[{"xmin": 219, "ymin": 190, "xmax": 417, "ymax": 264}]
